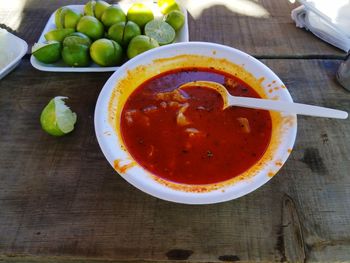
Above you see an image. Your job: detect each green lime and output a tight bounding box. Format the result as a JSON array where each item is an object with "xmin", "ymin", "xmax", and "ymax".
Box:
[
  {"xmin": 108, "ymin": 21, "xmax": 141, "ymax": 46},
  {"xmin": 44, "ymin": 28, "xmax": 75, "ymax": 42},
  {"xmin": 127, "ymin": 3, "xmax": 154, "ymax": 29},
  {"xmin": 127, "ymin": 35, "xmax": 159, "ymax": 59},
  {"xmin": 32, "ymin": 41, "xmax": 62, "ymax": 64},
  {"xmin": 123, "ymin": 21, "xmax": 142, "ymax": 46},
  {"xmin": 107, "ymin": 21, "xmax": 124, "ymax": 45},
  {"xmin": 62, "ymin": 8, "xmax": 82, "ymax": 29},
  {"xmin": 63, "ymin": 32, "xmax": 91, "ymax": 48},
  {"xmin": 95, "ymin": 0, "xmax": 110, "ymax": 20},
  {"xmin": 55, "ymin": 7, "xmax": 65, "ymax": 29},
  {"xmin": 101, "ymin": 5, "xmax": 126, "ymax": 27},
  {"xmin": 40, "ymin": 96, "xmax": 77, "ymax": 136},
  {"xmin": 158, "ymin": 0, "xmax": 181, "ymax": 14},
  {"xmin": 90, "ymin": 39, "xmax": 123, "ymax": 66},
  {"xmin": 55, "ymin": 7, "xmax": 82, "ymax": 29},
  {"xmin": 165, "ymin": 10, "xmax": 184, "ymax": 31},
  {"xmin": 84, "ymin": 1, "xmax": 96, "ymax": 16},
  {"xmin": 62, "ymin": 44, "xmax": 90, "ymax": 67},
  {"xmin": 144, "ymin": 20, "xmax": 175, "ymax": 45},
  {"xmin": 77, "ymin": 16, "xmax": 104, "ymax": 40}
]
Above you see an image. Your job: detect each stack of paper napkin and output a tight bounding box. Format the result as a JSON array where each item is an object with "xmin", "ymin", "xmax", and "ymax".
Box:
[{"xmin": 291, "ymin": 0, "xmax": 350, "ymax": 52}]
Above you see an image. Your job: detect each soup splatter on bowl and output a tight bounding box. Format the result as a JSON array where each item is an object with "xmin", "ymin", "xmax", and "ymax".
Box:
[{"xmin": 95, "ymin": 42, "xmax": 297, "ymax": 204}]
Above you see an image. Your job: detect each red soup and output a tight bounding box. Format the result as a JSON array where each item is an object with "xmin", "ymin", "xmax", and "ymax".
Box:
[{"xmin": 121, "ymin": 68, "xmax": 272, "ymax": 185}]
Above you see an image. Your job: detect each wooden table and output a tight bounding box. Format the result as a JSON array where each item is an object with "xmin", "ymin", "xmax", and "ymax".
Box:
[{"xmin": 1, "ymin": 1, "xmax": 349, "ymax": 262}]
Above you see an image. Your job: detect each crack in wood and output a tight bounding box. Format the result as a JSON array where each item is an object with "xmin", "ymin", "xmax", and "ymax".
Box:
[
  {"xmin": 308, "ymin": 239, "xmax": 350, "ymax": 251},
  {"xmin": 254, "ymin": 55, "xmax": 346, "ymax": 60},
  {"xmin": 218, "ymin": 255, "xmax": 240, "ymax": 261},
  {"xmin": 276, "ymin": 194, "xmax": 306, "ymax": 263},
  {"xmin": 166, "ymin": 249, "xmax": 193, "ymax": 260}
]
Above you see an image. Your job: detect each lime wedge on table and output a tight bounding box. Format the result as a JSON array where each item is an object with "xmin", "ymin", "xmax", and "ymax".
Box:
[
  {"xmin": 40, "ymin": 97, "xmax": 77, "ymax": 136},
  {"xmin": 44, "ymin": 28, "xmax": 75, "ymax": 42},
  {"xmin": 144, "ymin": 20, "xmax": 176, "ymax": 45},
  {"xmin": 32, "ymin": 41, "xmax": 61, "ymax": 64}
]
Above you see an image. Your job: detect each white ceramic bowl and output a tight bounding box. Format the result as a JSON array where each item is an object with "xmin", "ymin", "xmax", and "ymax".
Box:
[{"xmin": 94, "ymin": 42, "xmax": 297, "ymax": 204}]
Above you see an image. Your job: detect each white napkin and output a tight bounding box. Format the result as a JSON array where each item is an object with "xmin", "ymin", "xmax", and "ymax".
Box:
[{"xmin": 291, "ymin": 0, "xmax": 350, "ymax": 52}]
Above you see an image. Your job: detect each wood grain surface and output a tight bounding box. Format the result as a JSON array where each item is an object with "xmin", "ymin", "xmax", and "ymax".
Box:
[
  {"xmin": 0, "ymin": 59, "xmax": 349, "ymax": 262},
  {"xmin": 0, "ymin": 0, "xmax": 346, "ymax": 57}
]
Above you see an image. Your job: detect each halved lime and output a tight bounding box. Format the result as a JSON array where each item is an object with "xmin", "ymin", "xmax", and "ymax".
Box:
[
  {"xmin": 107, "ymin": 21, "xmax": 141, "ymax": 46},
  {"xmin": 40, "ymin": 96, "xmax": 77, "ymax": 136},
  {"xmin": 165, "ymin": 10, "xmax": 185, "ymax": 31},
  {"xmin": 32, "ymin": 41, "xmax": 61, "ymax": 64},
  {"xmin": 144, "ymin": 20, "xmax": 175, "ymax": 45},
  {"xmin": 44, "ymin": 28, "xmax": 75, "ymax": 42},
  {"xmin": 55, "ymin": 7, "xmax": 82, "ymax": 29}
]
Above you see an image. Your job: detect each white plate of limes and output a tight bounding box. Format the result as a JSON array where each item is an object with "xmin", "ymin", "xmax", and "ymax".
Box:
[{"xmin": 30, "ymin": 1, "xmax": 189, "ymax": 72}]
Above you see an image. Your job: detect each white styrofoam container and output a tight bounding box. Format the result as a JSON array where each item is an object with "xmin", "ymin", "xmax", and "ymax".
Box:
[
  {"xmin": 0, "ymin": 29, "xmax": 28, "ymax": 80},
  {"xmin": 30, "ymin": 4, "xmax": 189, "ymax": 72}
]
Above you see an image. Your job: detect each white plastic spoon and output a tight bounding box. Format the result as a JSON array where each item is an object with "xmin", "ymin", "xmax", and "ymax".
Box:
[{"xmin": 179, "ymin": 81, "xmax": 348, "ymax": 119}]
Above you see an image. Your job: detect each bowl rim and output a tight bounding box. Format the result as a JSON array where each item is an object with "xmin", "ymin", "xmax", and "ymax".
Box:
[{"xmin": 94, "ymin": 41, "xmax": 297, "ymax": 204}]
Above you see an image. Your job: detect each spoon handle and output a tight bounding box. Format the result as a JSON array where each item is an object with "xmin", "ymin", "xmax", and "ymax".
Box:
[{"xmin": 231, "ymin": 96, "xmax": 348, "ymax": 119}]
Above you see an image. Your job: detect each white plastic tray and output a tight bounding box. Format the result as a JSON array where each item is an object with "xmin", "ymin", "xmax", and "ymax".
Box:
[
  {"xmin": 30, "ymin": 4, "xmax": 189, "ymax": 72},
  {"xmin": 0, "ymin": 29, "xmax": 28, "ymax": 79}
]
